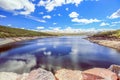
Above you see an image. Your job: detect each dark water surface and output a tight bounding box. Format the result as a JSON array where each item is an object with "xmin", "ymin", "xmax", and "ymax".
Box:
[{"xmin": 0, "ymin": 36, "xmax": 120, "ymax": 73}]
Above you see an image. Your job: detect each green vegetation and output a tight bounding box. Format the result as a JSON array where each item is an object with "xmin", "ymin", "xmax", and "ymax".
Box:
[
  {"xmin": 93, "ymin": 30, "xmax": 120, "ymax": 38},
  {"xmin": 0, "ymin": 25, "xmax": 54, "ymax": 38}
]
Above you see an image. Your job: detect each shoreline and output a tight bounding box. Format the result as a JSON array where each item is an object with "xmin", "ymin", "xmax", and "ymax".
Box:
[
  {"xmin": 0, "ymin": 36, "xmax": 54, "ymax": 46},
  {"xmin": 87, "ymin": 37, "xmax": 120, "ymax": 51}
]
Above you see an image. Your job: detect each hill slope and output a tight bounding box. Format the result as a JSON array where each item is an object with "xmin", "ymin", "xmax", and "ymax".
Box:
[
  {"xmin": 92, "ymin": 30, "xmax": 120, "ymax": 39},
  {"xmin": 0, "ymin": 25, "xmax": 53, "ymax": 38},
  {"xmin": 88, "ymin": 29, "xmax": 120, "ymax": 51}
]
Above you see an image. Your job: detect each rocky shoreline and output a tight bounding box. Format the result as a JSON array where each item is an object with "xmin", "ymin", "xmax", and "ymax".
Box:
[
  {"xmin": 0, "ymin": 36, "xmax": 52, "ymax": 46},
  {"xmin": 0, "ymin": 64, "xmax": 120, "ymax": 80},
  {"xmin": 87, "ymin": 37, "xmax": 120, "ymax": 51}
]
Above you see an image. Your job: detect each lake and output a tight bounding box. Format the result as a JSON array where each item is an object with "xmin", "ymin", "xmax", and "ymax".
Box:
[{"xmin": 0, "ymin": 36, "xmax": 120, "ymax": 74}]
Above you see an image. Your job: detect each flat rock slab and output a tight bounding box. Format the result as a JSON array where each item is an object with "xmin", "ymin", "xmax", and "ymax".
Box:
[
  {"xmin": 55, "ymin": 69, "xmax": 83, "ymax": 80},
  {"xmin": 83, "ymin": 68, "xmax": 118, "ymax": 80}
]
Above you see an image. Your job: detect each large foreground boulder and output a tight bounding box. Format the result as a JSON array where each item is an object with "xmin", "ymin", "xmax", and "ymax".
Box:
[
  {"xmin": 83, "ymin": 68, "xmax": 118, "ymax": 80},
  {"xmin": 0, "ymin": 72, "xmax": 19, "ymax": 80},
  {"xmin": 25, "ymin": 68, "xmax": 55, "ymax": 80},
  {"xmin": 55, "ymin": 69, "xmax": 83, "ymax": 80},
  {"xmin": 109, "ymin": 64, "xmax": 120, "ymax": 80}
]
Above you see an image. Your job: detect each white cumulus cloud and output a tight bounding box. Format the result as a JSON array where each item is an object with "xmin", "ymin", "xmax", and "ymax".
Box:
[
  {"xmin": 69, "ymin": 12, "xmax": 79, "ymax": 18},
  {"xmin": 0, "ymin": 0, "xmax": 35, "ymax": 15},
  {"xmin": 108, "ymin": 9, "xmax": 120, "ymax": 19},
  {"xmin": 72, "ymin": 18, "xmax": 101, "ymax": 24},
  {"xmin": 69, "ymin": 11, "xmax": 100, "ymax": 24},
  {"xmin": 100, "ymin": 22, "xmax": 109, "ymax": 26},
  {"xmin": 37, "ymin": 0, "xmax": 83, "ymax": 12},
  {"xmin": 43, "ymin": 15, "xmax": 51, "ymax": 19},
  {"xmin": 0, "ymin": 14, "xmax": 6, "ymax": 18}
]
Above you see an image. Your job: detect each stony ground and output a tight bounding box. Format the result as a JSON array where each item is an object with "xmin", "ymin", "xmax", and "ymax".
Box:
[
  {"xmin": 87, "ymin": 37, "xmax": 120, "ymax": 51},
  {"xmin": 0, "ymin": 64, "xmax": 120, "ymax": 80}
]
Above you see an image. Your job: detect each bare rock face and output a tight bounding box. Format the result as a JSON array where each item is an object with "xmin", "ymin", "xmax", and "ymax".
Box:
[
  {"xmin": 55, "ymin": 69, "xmax": 83, "ymax": 80},
  {"xmin": 25, "ymin": 68, "xmax": 55, "ymax": 80},
  {"xmin": 83, "ymin": 68, "xmax": 118, "ymax": 80},
  {"xmin": 0, "ymin": 72, "xmax": 19, "ymax": 80},
  {"xmin": 109, "ymin": 64, "xmax": 120, "ymax": 80}
]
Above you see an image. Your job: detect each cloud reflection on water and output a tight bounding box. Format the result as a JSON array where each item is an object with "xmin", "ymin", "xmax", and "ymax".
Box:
[
  {"xmin": 0, "ymin": 54, "xmax": 36, "ymax": 73},
  {"xmin": 1, "ymin": 36, "xmax": 120, "ymax": 73}
]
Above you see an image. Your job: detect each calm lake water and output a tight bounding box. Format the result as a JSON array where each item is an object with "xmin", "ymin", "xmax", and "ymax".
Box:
[{"xmin": 0, "ymin": 36, "xmax": 120, "ymax": 73}]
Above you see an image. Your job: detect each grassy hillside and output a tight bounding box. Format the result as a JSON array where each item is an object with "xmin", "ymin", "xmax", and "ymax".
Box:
[
  {"xmin": 0, "ymin": 25, "xmax": 54, "ymax": 38},
  {"xmin": 92, "ymin": 30, "xmax": 120, "ymax": 39}
]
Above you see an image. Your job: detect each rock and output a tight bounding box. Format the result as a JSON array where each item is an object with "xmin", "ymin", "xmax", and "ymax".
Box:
[
  {"xmin": 55, "ymin": 69, "xmax": 83, "ymax": 80},
  {"xmin": 0, "ymin": 72, "xmax": 19, "ymax": 80},
  {"xmin": 83, "ymin": 68, "xmax": 118, "ymax": 80},
  {"xmin": 109, "ymin": 64, "xmax": 120, "ymax": 80},
  {"xmin": 82, "ymin": 73, "xmax": 104, "ymax": 80},
  {"xmin": 25, "ymin": 68, "xmax": 55, "ymax": 80},
  {"xmin": 16, "ymin": 73, "xmax": 29, "ymax": 80}
]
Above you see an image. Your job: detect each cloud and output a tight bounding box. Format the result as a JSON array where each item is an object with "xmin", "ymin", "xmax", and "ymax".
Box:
[
  {"xmin": 0, "ymin": 14, "xmax": 6, "ymax": 18},
  {"xmin": 58, "ymin": 14, "xmax": 61, "ymax": 16},
  {"xmin": 37, "ymin": 26, "xmax": 45, "ymax": 30},
  {"xmin": 43, "ymin": 15, "xmax": 51, "ymax": 19},
  {"xmin": 111, "ymin": 21, "xmax": 120, "ymax": 27},
  {"xmin": 26, "ymin": 15, "xmax": 46, "ymax": 23},
  {"xmin": 108, "ymin": 9, "xmax": 120, "ymax": 19},
  {"xmin": 37, "ymin": 0, "xmax": 83, "ymax": 12},
  {"xmin": 71, "ymin": 18, "xmax": 101, "ymax": 24},
  {"xmin": 53, "ymin": 23, "xmax": 57, "ymax": 25},
  {"xmin": 39, "ymin": 12, "xmax": 44, "ymax": 15},
  {"xmin": 69, "ymin": 12, "xmax": 79, "ymax": 18},
  {"xmin": 53, "ymin": 27, "xmax": 61, "ymax": 31},
  {"xmin": 41, "ymin": 27, "xmax": 115, "ymax": 33},
  {"xmin": 100, "ymin": 22, "xmax": 109, "ymax": 26},
  {"xmin": 0, "ymin": 0, "xmax": 35, "ymax": 15},
  {"xmin": 7, "ymin": 24, "xmax": 12, "ymax": 26},
  {"xmin": 69, "ymin": 11, "xmax": 100, "ymax": 24},
  {"xmin": 66, "ymin": 8, "xmax": 69, "ymax": 11},
  {"xmin": 112, "ymin": 21, "xmax": 120, "ymax": 24}
]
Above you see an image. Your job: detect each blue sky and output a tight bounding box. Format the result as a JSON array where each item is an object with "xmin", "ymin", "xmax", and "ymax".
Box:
[{"xmin": 0, "ymin": 0, "xmax": 120, "ymax": 32}]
